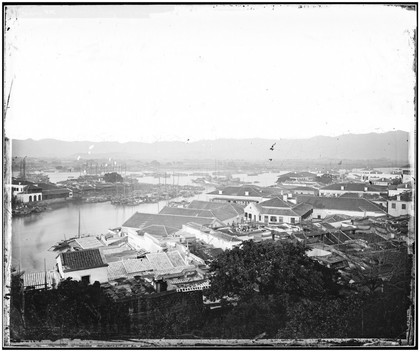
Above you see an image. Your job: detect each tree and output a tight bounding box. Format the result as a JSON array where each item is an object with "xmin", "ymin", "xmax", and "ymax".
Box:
[
  {"xmin": 207, "ymin": 240, "xmax": 341, "ymax": 302},
  {"xmin": 316, "ymin": 173, "xmax": 334, "ymax": 185},
  {"xmin": 103, "ymin": 172, "xmax": 123, "ymax": 183}
]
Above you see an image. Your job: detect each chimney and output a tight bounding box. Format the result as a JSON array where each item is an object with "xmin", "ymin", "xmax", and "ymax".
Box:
[
  {"xmin": 340, "ymin": 186, "xmax": 344, "ymax": 190},
  {"xmin": 219, "ymin": 190, "xmax": 223, "ymax": 195},
  {"xmin": 397, "ymin": 195, "xmax": 401, "ymax": 201},
  {"xmin": 364, "ymin": 187, "xmax": 368, "ymax": 192},
  {"xmin": 245, "ymin": 191, "xmax": 249, "ymax": 196}
]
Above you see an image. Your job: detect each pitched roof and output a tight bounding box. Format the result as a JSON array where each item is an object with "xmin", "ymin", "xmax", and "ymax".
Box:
[
  {"xmin": 60, "ymin": 249, "xmax": 108, "ymax": 272},
  {"xmin": 296, "ymin": 196, "xmax": 386, "ymax": 214},
  {"xmin": 107, "ymin": 261, "xmax": 127, "ymax": 281},
  {"xmin": 323, "ymin": 214, "xmax": 352, "ymax": 223},
  {"xmin": 259, "ymin": 197, "xmax": 291, "ymax": 208},
  {"xmin": 389, "ymin": 192, "xmax": 413, "ymax": 202},
  {"xmin": 321, "ymin": 183, "xmax": 387, "ymax": 193},
  {"xmin": 278, "ymin": 171, "xmax": 317, "ymax": 180},
  {"xmin": 290, "ymin": 186, "xmax": 318, "ymax": 192},
  {"xmin": 166, "ymin": 251, "xmax": 187, "ymax": 267},
  {"xmin": 207, "ymin": 185, "xmax": 265, "ymax": 197},
  {"xmin": 123, "ymin": 258, "xmax": 154, "ymax": 274},
  {"xmin": 146, "ymin": 252, "xmax": 174, "ymax": 271},
  {"xmin": 159, "ymin": 206, "xmax": 215, "ymax": 218},
  {"xmin": 22, "ymin": 270, "xmax": 60, "ymax": 288},
  {"xmin": 74, "ymin": 236, "xmax": 104, "ymax": 250},
  {"xmin": 188, "ymin": 200, "xmax": 245, "ymax": 218},
  {"xmin": 397, "ymin": 182, "xmax": 413, "ymax": 189},
  {"xmin": 291, "ymin": 203, "xmax": 313, "ymax": 216},
  {"xmin": 122, "ymin": 212, "xmax": 216, "ymax": 235},
  {"xmin": 261, "ymin": 207, "xmax": 298, "ymax": 216}
]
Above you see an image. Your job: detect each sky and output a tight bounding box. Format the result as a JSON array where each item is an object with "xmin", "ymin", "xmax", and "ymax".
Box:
[{"xmin": 4, "ymin": 4, "xmax": 417, "ymax": 143}]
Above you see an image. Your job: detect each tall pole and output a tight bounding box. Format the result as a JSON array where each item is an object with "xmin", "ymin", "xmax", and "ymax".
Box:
[
  {"xmin": 78, "ymin": 208, "xmax": 81, "ymax": 238},
  {"xmin": 44, "ymin": 258, "xmax": 47, "ymax": 290}
]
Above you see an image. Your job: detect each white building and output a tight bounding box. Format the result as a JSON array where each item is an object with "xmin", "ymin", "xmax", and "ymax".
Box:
[
  {"xmin": 57, "ymin": 248, "xmax": 109, "ymax": 284},
  {"xmin": 181, "ymin": 223, "xmax": 242, "ymax": 251},
  {"xmin": 297, "ymin": 196, "xmax": 387, "ymax": 220},
  {"xmin": 388, "ymin": 192, "xmax": 414, "ymax": 217},
  {"xmin": 244, "ymin": 197, "xmax": 313, "ymax": 225}
]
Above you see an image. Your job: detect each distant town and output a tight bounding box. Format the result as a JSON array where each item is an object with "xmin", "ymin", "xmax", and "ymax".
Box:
[{"xmin": 7, "ymin": 155, "xmax": 414, "ymax": 344}]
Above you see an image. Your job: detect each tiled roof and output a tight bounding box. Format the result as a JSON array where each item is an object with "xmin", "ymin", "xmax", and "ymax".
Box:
[
  {"xmin": 123, "ymin": 258, "xmax": 154, "ymax": 274},
  {"xmin": 22, "ymin": 270, "xmax": 60, "ymax": 288},
  {"xmin": 159, "ymin": 206, "xmax": 215, "ymax": 218},
  {"xmin": 107, "ymin": 261, "xmax": 127, "ymax": 281},
  {"xmin": 278, "ymin": 171, "xmax": 317, "ymax": 179},
  {"xmin": 261, "ymin": 207, "xmax": 298, "ymax": 216},
  {"xmin": 207, "ymin": 185, "xmax": 265, "ymax": 197},
  {"xmin": 323, "ymin": 214, "xmax": 352, "ymax": 223},
  {"xmin": 74, "ymin": 236, "xmax": 104, "ymax": 250},
  {"xmin": 122, "ymin": 213, "xmax": 215, "ymax": 233},
  {"xmin": 60, "ymin": 249, "xmax": 108, "ymax": 272},
  {"xmin": 321, "ymin": 183, "xmax": 387, "ymax": 192},
  {"xmin": 291, "ymin": 186, "xmax": 318, "ymax": 191},
  {"xmin": 297, "ymin": 196, "xmax": 386, "ymax": 214},
  {"xmin": 166, "ymin": 251, "xmax": 187, "ymax": 267},
  {"xmin": 389, "ymin": 192, "xmax": 413, "ymax": 202},
  {"xmin": 141, "ymin": 224, "xmax": 171, "ymax": 238},
  {"xmin": 187, "ymin": 201, "xmax": 245, "ymax": 220},
  {"xmin": 146, "ymin": 252, "xmax": 174, "ymax": 271},
  {"xmin": 291, "ymin": 203, "xmax": 313, "ymax": 216},
  {"xmin": 397, "ymin": 183, "xmax": 413, "ymax": 189},
  {"xmin": 101, "ymin": 244, "xmax": 140, "ymax": 263},
  {"xmin": 259, "ymin": 197, "xmax": 291, "ymax": 208}
]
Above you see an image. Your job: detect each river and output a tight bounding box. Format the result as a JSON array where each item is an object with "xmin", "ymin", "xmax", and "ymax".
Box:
[{"xmin": 11, "ymin": 171, "xmax": 283, "ymax": 273}]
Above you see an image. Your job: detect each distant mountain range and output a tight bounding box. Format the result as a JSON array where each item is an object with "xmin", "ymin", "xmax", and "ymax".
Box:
[{"xmin": 10, "ymin": 131, "xmax": 411, "ymax": 162}]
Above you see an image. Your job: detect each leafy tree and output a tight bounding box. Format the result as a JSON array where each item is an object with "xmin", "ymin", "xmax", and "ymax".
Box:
[
  {"xmin": 207, "ymin": 240, "xmax": 341, "ymax": 302},
  {"xmin": 103, "ymin": 172, "xmax": 123, "ymax": 183},
  {"xmin": 315, "ymin": 173, "xmax": 334, "ymax": 185}
]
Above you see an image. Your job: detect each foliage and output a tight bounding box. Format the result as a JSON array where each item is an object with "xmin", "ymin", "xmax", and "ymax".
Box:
[
  {"xmin": 103, "ymin": 172, "xmax": 123, "ymax": 183},
  {"xmin": 315, "ymin": 173, "xmax": 334, "ymax": 185},
  {"xmin": 207, "ymin": 240, "xmax": 341, "ymax": 302}
]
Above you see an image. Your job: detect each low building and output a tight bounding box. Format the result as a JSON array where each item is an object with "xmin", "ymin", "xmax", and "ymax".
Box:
[
  {"xmin": 244, "ymin": 197, "xmax": 313, "ymax": 225},
  {"xmin": 42, "ymin": 188, "xmax": 71, "ymax": 200},
  {"xmin": 206, "ymin": 185, "xmax": 282, "ymax": 205},
  {"xmin": 57, "ymin": 248, "xmax": 109, "ymax": 284},
  {"xmin": 288, "ymin": 186, "xmax": 319, "ymax": 196},
  {"xmin": 388, "ymin": 182, "xmax": 413, "ymax": 197},
  {"xmin": 277, "ymin": 171, "xmax": 318, "ymax": 184},
  {"xmin": 319, "ymin": 183, "xmax": 387, "ymax": 197},
  {"xmin": 121, "ymin": 212, "xmax": 222, "ymax": 252},
  {"xmin": 22, "ymin": 270, "xmax": 61, "ymax": 290},
  {"xmin": 12, "ymin": 181, "xmax": 43, "ymax": 203},
  {"xmin": 187, "ymin": 200, "xmax": 244, "ymax": 225},
  {"xmin": 388, "ymin": 192, "xmax": 414, "ymax": 217},
  {"xmin": 181, "ymin": 222, "xmax": 242, "ymax": 251},
  {"xmin": 297, "ymin": 195, "xmax": 387, "ymax": 219}
]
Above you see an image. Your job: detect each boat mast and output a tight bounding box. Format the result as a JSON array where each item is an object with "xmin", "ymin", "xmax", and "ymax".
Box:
[{"xmin": 78, "ymin": 208, "xmax": 81, "ymax": 238}]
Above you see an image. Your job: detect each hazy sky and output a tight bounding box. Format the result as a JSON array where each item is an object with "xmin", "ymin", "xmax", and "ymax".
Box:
[{"xmin": 4, "ymin": 4, "xmax": 416, "ymax": 143}]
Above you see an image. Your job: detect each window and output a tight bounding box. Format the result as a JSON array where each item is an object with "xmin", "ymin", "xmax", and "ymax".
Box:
[
  {"xmin": 402, "ymin": 204, "xmax": 406, "ymax": 210},
  {"xmin": 278, "ymin": 216, "xmax": 283, "ymax": 223},
  {"xmin": 270, "ymin": 216, "xmax": 277, "ymax": 222},
  {"xmin": 391, "ymin": 203, "xmax": 396, "ymax": 209},
  {"xmin": 81, "ymin": 275, "xmax": 90, "ymax": 284},
  {"xmin": 264, "ymin": 216, "xmax": 268, "ymax": 223},
  {"xmin": 258, "ymin": 215, "xmax": 261, "ymax": 221},
  {"xmin": 318, "ymin": 215, "xmax": 321, "ymax": 219},
  {"xmin": 291, "ymin": 218, "xmax": 295, "ymax": 224}
]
